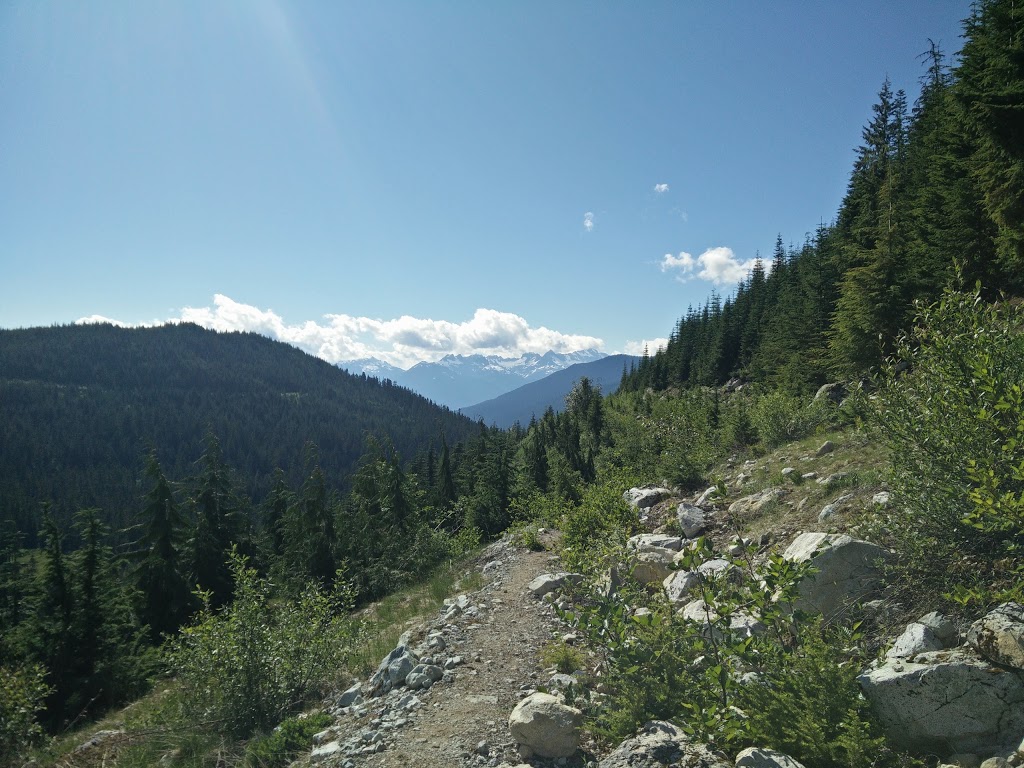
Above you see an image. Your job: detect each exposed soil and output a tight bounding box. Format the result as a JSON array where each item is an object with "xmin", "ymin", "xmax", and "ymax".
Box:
[{"xmin": 316, "ymin": 534, "xmax": 591, "ymax": 768}]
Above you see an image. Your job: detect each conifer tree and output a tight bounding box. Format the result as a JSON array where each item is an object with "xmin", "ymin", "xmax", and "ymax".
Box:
[{"xmin": 133, "ymin": 450, "xmax": 191, "ymax": 640}]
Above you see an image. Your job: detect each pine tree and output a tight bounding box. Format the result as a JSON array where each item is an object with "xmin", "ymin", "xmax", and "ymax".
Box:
[{"xmin": 133, "ymin": 450, "xmax": 191, "ymax": 640}]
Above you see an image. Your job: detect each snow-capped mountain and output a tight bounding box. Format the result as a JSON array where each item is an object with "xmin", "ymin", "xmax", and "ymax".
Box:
[
  {"xmin": 338, "ymin": 349, "xmax": 606, "ymax": 409},
  {"xmin": 339, "ymin": 357, "xmax": 405, "ymax": 381}
]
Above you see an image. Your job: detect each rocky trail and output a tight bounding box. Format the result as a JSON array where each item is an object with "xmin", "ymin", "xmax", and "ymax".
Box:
[{"xmin": 308, "ymin": 535, "xmax": 587, "ymax": 768}]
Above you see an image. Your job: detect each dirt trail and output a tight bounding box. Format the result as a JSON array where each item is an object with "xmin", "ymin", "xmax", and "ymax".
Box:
[{"xmin": 321, "ymin": 537, "xmax": 581, "ymax": 768}]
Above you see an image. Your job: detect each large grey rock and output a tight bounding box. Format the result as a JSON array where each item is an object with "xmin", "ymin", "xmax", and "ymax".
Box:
[
  {"xmin": 405, "ymin": 663, "xmax": 444, "ymax": 690},
  {"xmin": 919, "ymin": 611, "xmax": 959, "ymax": 646},
  {"xmin": 628, "ymin": 533, "xmax": 684, "ymax": 552},
  {"xmin": 664, "ymin": 570, "xmax": 701, "ymax": 605},
  {"xmin": 508, "ymin": 692, "xmax": 582, "ymax": 759},
  {"xmin": 599, "ymin": 720, "xmax": 730, "ymax": 768},
  {"xmin": 968, "ymin": 603, "xmax": 1024, "ymax": 670},
  {"xmin": 728, "ymin": 488, "xmax": 788, "ymax": 517},
  {"xmin": 859, "ymin": 647, "xmax": 1024, "ymax": 755},
  {"xmin": 624, "ymin": 487, "xmax": 673, "ymax": 510},
  {"xmin": 367, "ymin": 645, "xmax": 418, "ymax": 696},
  {"xmin": 527, "ymin": 572, "xmax": 583, "ymax": 598},
  {"xmin": 886, "ymin": 622, "xmax": 944, "ymax": 659},
  {"xmin": 814, "ymin": 382, "xmax": 846, "ymax": 404},
  {"xmin": 631, "ymin": 548, "xmax": 676, "ymax": 585},
  {"xmin": 677, "ymin": 504, "xmax": 709, "ymax": 538},
  {"xmin": 782, "ymin": 532, "xmax": 889, "ymax": 618},
  {"xmin": 735, "ymin": 747, "xmax": 807, "ymax": 768},
  {"xmin": 337, "ymin": 682, "xmax": 363, "ymax": 707}
]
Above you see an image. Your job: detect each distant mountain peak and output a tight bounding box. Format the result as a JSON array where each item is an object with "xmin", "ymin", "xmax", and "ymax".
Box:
[{"xmin": 337, "ymin": 349, "xmax": 606, "ymax": 409}]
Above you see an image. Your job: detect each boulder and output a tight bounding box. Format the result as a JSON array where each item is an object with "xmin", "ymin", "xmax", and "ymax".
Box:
[
  {"xmin": 508, "ymin": 692, "xmax": 583, "ymax": 759},
  {"xmin": 886, "ymin": 622, "xmax": 944, "ymax": 659},
  {"xmin": 367, "ymin": 645, "xmax": 418, "ymax": 696},
  {"xmin": 872, "ymin": 491, "xmax": 892, "ymax": 507},
  {"xmin": 968, "ymin": 603, "xmax": 1024, "ymax": 670},
  {"xmin": 527, "ymin": 572, "xmax": 583, "ymax": 598},
  {"xmin": 782, "ymin": 532, "xmax": 889, "ymax": 618},
  {"xmin": 405, "ymin": 663, "xmax": 444, "ymax": 690},
  {"xmin": 814, "ymin": 382, "xmax": 846, "ymax": 404},
  {"xmin": 697, "ymin": 558, "xmax": 741, "ymax": 583},
  {"xmin": 624, "ymin": 487, "xmax": 673, "ymax": 510},
  {"xmin": 628, "ymin": 533, "xmax": 684, "ymax": 552},
  {"xmin": 337, "ymin": 682, "xmax": 363, "ymax": 708},
  {"xmin": 630, "ymin": 549, "xmax": 676, "ymax": 585},
  {"xmin": 677, "ymin": 504, "xmax": 709, "ymax": 538},
  {"xmin": 859, "ymin": 647, "xmax": 1024, "ymax": 755},
  {"xmin": 816, "ymin": 440, "xmax": 835, "ymax": 456},
  {"xmin": 919, "ymin": 611, "xmax": 958, "ymax": 646},
  {"xmin": 735, "ymin": 747, "xmax": 807, "ymax": 768},
  {"xmin": 729, "ymin": 488, "xmax": 788, "ymax": 517},
  {"xmin": 599, "ymin": 720, "xmax": 730, "ymax": 768},
  {"xmin": 664, "ymin": 570, "xmax": 701, "ymax": 605}
]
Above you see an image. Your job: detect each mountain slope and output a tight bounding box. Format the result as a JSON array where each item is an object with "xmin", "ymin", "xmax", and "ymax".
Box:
[
  {"xmin": 340, "ymin": 349, "xmax": 606, "ymax": 409},
  {"xmin": 460, "ymin": 354, "xmax": 638, "ymax": 428},
  {"xmin": 0, "ymin": 323, "xmax": 478, "ymax": 541}
]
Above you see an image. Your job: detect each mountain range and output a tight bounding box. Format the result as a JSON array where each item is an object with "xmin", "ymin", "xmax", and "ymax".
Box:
[
  {"xmin": 460, "ymin": 354, "xmax": 638, "ymax": 428},
  {"xmin": 339, "ymin": 349, "xmax": 607, "ymax": 409}
]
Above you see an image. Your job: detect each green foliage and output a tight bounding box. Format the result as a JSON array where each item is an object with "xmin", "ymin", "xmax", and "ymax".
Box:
[
  {"xmin": 870, "ymin": 287, "xmax": 1024, "ymax": 609},
  {"xmin": 568, "ymin": 537, "xmax": 894, "ymax": 767},
  {"xmin": 165, "ymin": 551, "xmax": 357, "ymax": 738},
  {"xmin": 560, "ymin": 482, "xmax": 638, "ymax": 573},
  {"xmin": 749, "ymin": 390, "xmax": 840, "ymax": 450},
  {"xmin": 541, "ymin": 640, "xmax": 585, "ymax": 675},
  {"xmin": 243, "ymin": 711, "xmax": 333, "ymax": 768},
  {"xmin": 0, "ymin": 664, "xmax": 51, "ymax": 767},
  {"xmin": 737, "ymin": 630, "xmax": 894, "ymax": 768}
]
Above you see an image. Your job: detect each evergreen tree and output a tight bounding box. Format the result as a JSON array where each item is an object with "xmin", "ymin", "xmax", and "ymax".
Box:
[
  {"xmin": 188, "ymin": 432, "xmax": 240, "ymax": 607},
  {"xmin": 133, "ymin": 451, "xmax": 191, "ymax": 640}
]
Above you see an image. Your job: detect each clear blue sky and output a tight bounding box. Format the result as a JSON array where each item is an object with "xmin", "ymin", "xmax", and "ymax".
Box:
[{"xmin": 1, "ymin": 1, "xmax": 972, "ymax": 367}]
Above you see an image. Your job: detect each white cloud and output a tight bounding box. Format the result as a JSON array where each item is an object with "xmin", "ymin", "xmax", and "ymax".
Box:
[
  {"xmin": 583, "ymin": 211, "xmax": 594, "ymax": 232},
  {"xmin": 654, "ymin": 183, "xmax": 669, "ymax": 194},
  {"xmin": 622, "ymin": 337, "xmax": 669, "ymax": 356},
  {"xmin": 660, "ymin": 246, "xmax": 766, "ymax": 286},
  {"xmin": 78, "ymin": 295, "xmax": 605, "ymax": 369}
]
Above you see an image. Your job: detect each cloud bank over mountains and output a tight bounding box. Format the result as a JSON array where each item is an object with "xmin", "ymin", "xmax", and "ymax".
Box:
[{"xmin": 78, "ymin": 294, "xmax": 608, "ymax": 369}]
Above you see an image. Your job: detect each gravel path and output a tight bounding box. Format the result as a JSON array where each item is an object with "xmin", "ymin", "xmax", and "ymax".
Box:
[{"xmin": 313, "ymin": 536, "xmax": 588, "ymax": 768}]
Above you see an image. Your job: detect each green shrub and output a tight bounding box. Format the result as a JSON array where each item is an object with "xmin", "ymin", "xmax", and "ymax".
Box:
[
  {"xmin": 560, "ymin": 482, "xmax": 638, "ymax": 573},
  {"xmin": 568, "ymin": 539, "xmax": 904, "ymax": 767},
  {"xmin": 244, "ymin": 711, "xmax": 333, "ymax": 768},
  {"xmin": 541, "ymin": 640, "xmax": 584, "ymax": 674},
  {"xmin": 870, "ymin": 288, "xmax": 1024, "ymax": 610},
  {"xmin": 0, "ymin": 664, "xmax": 51, "ymax": 767},
  {"xmin": 165, "ymin": 551, "xmax": 357, "ymax": 737}
]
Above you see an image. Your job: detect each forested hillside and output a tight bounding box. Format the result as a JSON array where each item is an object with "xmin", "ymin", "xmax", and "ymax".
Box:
[
  {"xmin": 625, "ymin": 2, "xmax": 1024, "ymax": 393},
  {"xmin": 4, "ymin": 2, "xmax": 1024, "ymax": 766},
  {"xmin": 0, "ymin": 322, "xmax": 478, "ymax": 542}
]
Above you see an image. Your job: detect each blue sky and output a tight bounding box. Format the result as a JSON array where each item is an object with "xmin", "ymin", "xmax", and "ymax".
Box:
[{"xmin": 1, "ymin": 1, "xmax": 971, "ymax": 368}]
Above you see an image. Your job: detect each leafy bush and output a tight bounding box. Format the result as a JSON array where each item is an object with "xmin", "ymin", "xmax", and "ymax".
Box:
[
  {"xmin": 559, "ymin": 482, "xmax": 638, "ymax": 573},
  {"xmin": 244, "ymin": 711, "xmax": 333, "ymax": 768},
  {"xmin": 0, "ymin": 663, "xmax": 51, "ymax": 767},
  {"xmin": 165, "ymin": 551, "xmax": 357, "ymax": 737},
  {"xmin": 541, "ymin": 640, "xmax": 584, "ymax": 674},
  {"xmin": 870, "ymin": 288, "xmax": 1024, "ymax": 609},
  {"xmin": 568, "ymin": 539, "xmax": 899, "ymax": 767}
]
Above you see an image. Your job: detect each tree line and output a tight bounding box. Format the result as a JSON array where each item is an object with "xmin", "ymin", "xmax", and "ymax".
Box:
[{"xmin": 624, "ymin": 0, "xmax": 1024, "ymax": 394}]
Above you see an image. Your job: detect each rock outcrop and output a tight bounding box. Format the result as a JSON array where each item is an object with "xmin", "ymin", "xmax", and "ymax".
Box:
[
  {"xmin": 508, "ymin": 692, "xmax": 583, "ymax": 759},
  {"xmin": 599, "ymin": 720, "xmax": 730, "ymax": 767},
  {"xmin": 968, "ymin": 602, "xmax": 1024, "ymax": 670},
  {"xmin": 859, "ymin": 647, "xmax": 1024, "ymax": 755},
  {"xmin": 782, "ymin": 532, "xmax": 889, "ymax": 618}
]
